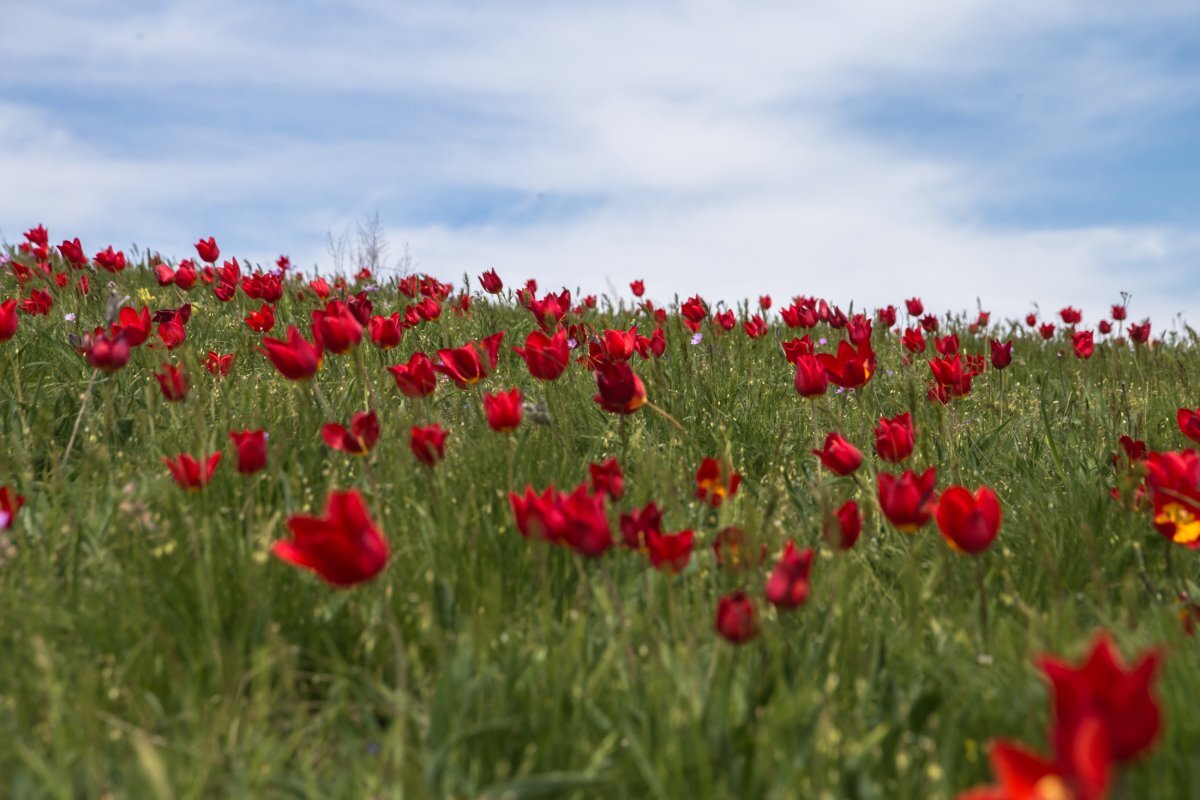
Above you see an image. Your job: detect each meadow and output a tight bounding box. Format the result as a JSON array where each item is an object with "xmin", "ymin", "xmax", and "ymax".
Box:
[{"xmin": 0, "ymin": 227, "xmax": 1196, "ymax": 799}]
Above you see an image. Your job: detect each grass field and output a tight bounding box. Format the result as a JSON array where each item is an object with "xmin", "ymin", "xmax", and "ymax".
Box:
[{"xmin": 0, "ymin": 233, "xmax": 1196, "ymax": 798}]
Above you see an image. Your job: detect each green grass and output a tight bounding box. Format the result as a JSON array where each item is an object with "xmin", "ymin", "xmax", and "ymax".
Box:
[{"xmin": 1, "ymin": 259, "xmax": 1198, "ymax": 798}]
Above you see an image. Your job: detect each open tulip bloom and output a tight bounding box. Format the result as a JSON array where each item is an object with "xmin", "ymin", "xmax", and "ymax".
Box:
[{"xmin": 273, "ymin": 489, "xmax": 389, "ymax": 587}]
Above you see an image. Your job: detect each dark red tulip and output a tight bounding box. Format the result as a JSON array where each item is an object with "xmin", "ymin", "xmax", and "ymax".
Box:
[
  {"xmin": 1039, "ymin": 322, "xmax": 1056, "ymax": 340},
  {"xmin": 1111, "ymin": 304, "xmax": 1127, "ymax": 321},
  {"xmin": 1073, "ymin": 330, "xmax": 1094, "ymax": 360},
  {"xmin": 204, "ymin": 351, "xmax": 234, "ymax": 376},
  {"xmin": 273, "ymin": 489, "xmax": 388, "ymax": 587},
  {"xmin": 630, "ymin": 279, "xmax": 645, "ymax": 297},
  {"xmin": 989, "ymin": 339, "xmax": 1013, "ymax": 370},
  {"xmin": 388, "ymin": 352, "xmax": 437, "ymax": 398},
  {"xmin": 715, "ymin": 592, "xmax": 758, "ymax": 644},
  {"xmin": 322, "ymin": 410, "xmax": 381, "ymax": 455},
  {"xmin": 154, "ymin": 363, "xmax": 190, "ymax": 402},
  {"xmin": 934, "ymin": 333, "xmax": 959, "ymax": 356},
  {"xmin": 312, "ymin": 300, "xmax": 363, "ymax": 355},
  {"xmin": 435, "ymin": 333, "xmax": 503, "ymax": 389},
  {"xmin": 1178, "ymin": 407, "xmax": 1200, "ymax": 445},
  {"xmin": 1129, "ymin": 320, "xmax": 1151, "ymax": 345},
  {"xmin": 765, "ymin": 541, "xmax": 814, "ymax": 610},
  {"xmin": 743, "ymin": 315, "xmax": 768, "ymax": 339},
  {"xmin": 1025, "ymin": 312, "xmax": 1038, "ymax": 327},
  {"xmin": 163, "ymin": 452, "xmax": 221, "ymax": 490},
  {"xmin": 479, "ymin": 269, "xmax": 503, "ymax": 294},
  {"xmin": 646, "ymin": 528, "xmax": 695, "ymax": 575},
  {"xmin": 588, "ymin": 458, "xmax": 624, "ymax": 499},
  {"xmin": 594, "ymin": 362, "xmax": 646, "ymax": 415},
  {"xmin": 874, "ymin": 412, "xmax": 916, "ymax": 463},
  {"xmin": 936, "ymin": 485, "xmax": 1001, "ymax": 554},
  {"xmin": 878, "ymin": 468, "xmax": 938, "ymax": 532},
  {"xmin": 260, "ymin": 326, "xmax": 323, "ymax": 381},
  {"xmin": 1098, "ymin": 319, "xmax": 1112, "ymax": 335},
  {"xmin": 410, "ymin": 424, "xmax": 448, "ymax": 466},
  {"xmin": 812, "ymin": 432, "xmax": 862, "ymax": 475},
  {"xmin": 194, "ymin": 237, "xmax": 220, "ymax": 264},
  {"xmin": 0, "ymin": 485, "xmax": 24, "ymax": 529},
  {"xmin": 484, "ymin": 387, "xmax": 523, "ymax": 433},
  {"xmin": 229, "ymin": 429, "xmax": 268, "ymax": 473},
  {"xmin": 825, "ymin": 500, "xmax": 862, "ymax": 550},
  {"xmin": 905, "ymin": 297, "xmax": 924, "ymax": 316},
  {"xmin": 514, "ymin": 329, "xmax": 570, "ymax": 381},
  {"xmin": 244, "ymin": 303, "xmax": 275, "ymax": 333},
  {"xmin": 902, "ymin": 327, "xmax": 926, "ymax": 354},
  {"xmin": 877, "ymin": 305, "xmax": 897, "ymax": 328},
  {"xmin": 619, "ymin": 502, "xmax": 662, "ymax": 549},
  {"xmin": 920, "ymin": 314, "xmax": 939, "ymax": 332},
  {"xmin": 85, "ymin": 331, "xmax": 131, "ymax": 372},
  {"xmin": 1059, "ymin": 306, "xmax": 1082, "ymax": 325}
]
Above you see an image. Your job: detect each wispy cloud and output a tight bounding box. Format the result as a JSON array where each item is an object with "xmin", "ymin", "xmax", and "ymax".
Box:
[{"xmin": 3, "ymin": 1, "xmax": 1199, "ymax": 323}]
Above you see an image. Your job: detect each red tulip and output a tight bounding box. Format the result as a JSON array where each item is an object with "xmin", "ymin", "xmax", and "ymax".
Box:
[
  {"xmin": 696, "ymin": 457, "xmax": 741, "ymax": 507},
  {"xmin": 588, "ymin": 458, "xmax": 624, "ymax": 499},
  {"xmin": 905, "ymin": 297, "xmax": 924, "ymax": 316},
  {"xmin": 712, "ymin": 525, "xmax": 767, "ymax": 570},
  {"xmin": 58, "ymin": 238, "xmax": 88, "ymax": 267},
  {"xmin": 920, "ymin": 314, "xmax": 939, "ymax": 332},
  {"xmin": 743, "ymin": 315, "xmax": 768, "ymax": 339},
  {"xmin": 1111, "ymin": 304, "xmax": 1127, "ymax": 321},
  {"xmin": 0, "ymin": 299, "xmax": 18, "ymax": 342},
  {"xmin": 599, "ymin": 328, "xmax": 637, "ymax": 363},
  {"xmin": 194, "ymin": 236, "xmax": 220, "ymax": 264},
  {"xmin": 1178, "ymin": 407, "xmax": 1200, "ymax": 445},
  {"xmin": 322, "ymin": 410, "xmax": 380, "ymax": 455},
  {"xmin": 989, "ymin": 339, "xmax": 1013, "ymax": 370},
  {"xmin": 793, "ymin": 354, "xmax": 829, "ymax": 397},
  {"xmin": 84, "ymin": 331, "xmax": 131, "ymax": 372},
  {"xmin": 1040, "ymin": 633, "xmax": 1162, "ymax": 764},
  {"xmin": 1039, "ymin": 322, "xmax": 1056, "ymax": 340},
  {"xmin": 154, "ymin": 263, "xmax": 176, "ymax": 286},
  {"xmin": 1025, "ymin": 313, "xmax": 1038, "ymax": 327},
  {"xmin": 273, "ymin": 489, "xmax": 388, "ymax": 587},
  {"xmin": 157, "ymin": 318, "xmax": 187, "ymax": 349},
  {"xmin": 960, "ymin": 731, "xmax": 1110, "ymax": 800},
  {"xmin": 174, "ymin": 261, "xmax": 197, "ymax": 290},
  {"xmin": 479, "ymin": 269, "xmax": 503, "ymax": 294},
  {"xmin": 260, "ymin": 326, "xmax": 323, "ymax": 381},
  {"xmin": 715, "ymin": 592, "xmax": 758, "ymax": 644},
  {"xmin": 163, "ymin": 452, "xmax": 221, "ymax": 490},
  {"xmin": 902, "ymin": 327, "xmax": 926, "ymax": 354},
  {"xmin": 388, "ymin": 352, "xmax": 437, "ymax": 398},
  {"xmin": 936, "ymin": 485, "xmax": 1001, "ymax": 554},
  {"xmin": 765, "ymin": 541, "xmax": 814, "ymax": 610},
  {"xmin": 204, "ymin": 351, "xmax": 234, "ymax": 376},
  {"xmin": 630, "ymin": 279, "xmax": 645, "ymax": 297},
  {"xmin": 1129, "ymin": 320, "xmax": 1151, "ymax": 345},
  {"xmin": 876, "ymin": 305, "xmax": 896, "ymax": 328},
  {"xmin": 874, "ymin": 412, "xmax": 916, "ymax": 463},
  {"xmin": 154, "ymin": 363, "xmax": 190, "ymax": 402},
  {"xmin": 825, "ymin": 499, "xmax": 862, "ymax": 550},
  {"xmin": 410, "ymin": 424, "xmax": 448, "ymax": 466},
  {"xmin": 759, "ymin": 295, "xmax": 772, "ymax": 311},
  {"xmin": 484, "ymin": 387, "xmax": 523, "ymax": 433},
  {"xmin": 94, "ymin": 246, "xmax": 126, "ymax": 273},
  {"xmin": 245, "ymin": 303, "xmax": 275, "ymax": 333},
  {"xmin": 0, "ymin": 485, "xmax": 24, "ymax": 529},
  {"xmin": 368, "ymin": 313, "xmax": 403, "ymax": 349},
  {"xmin": 817, "ymin": 339, "xmax": 875, "ymax": 389},
  {"xmin": 20, "ymin": 289, "xmax": 53, "ymax": 316},
  {"xmin": 514, "ymin": 329, "xmax": 570, "ymax": 381},
  {"xmin": 1059, "ymin": 306, "xmax": 1082, "ymax": 325},
  {"xmin": 781, "ymin": 335, "xmax": 813, "ymax": 365},
  {"xmin": 877, "ymin": 468, "xmax": 938, "ymax": 532},
  {"xmin": 112, "ymin": 306, "xmax": 151, "ymax": 347},
  {"xmin": 1142, "ymin": 450, "xmax": 1200, "ymax": 546},
  {"xmin": 1072, "ymin": 330, "xmax": 1094, "ymax": 360},
  {"xmin": 646, "ymin": 529, "xmax": 695, "ymax": 574},
  {"xmin": 812, "ymin": 432, "xmax": 862, "ymax": 475},
  {"xmin": 934, "ymin": 333, "xmax": 959, "ymax": 356},
  {"xmin": 619, "ymin": 502, "xmax": 662, "ymax": 549},
  {"xmin": 435, "ymin": 333, "xmax": 503, "ymax": 388},
  {"xmin": 312, "ymin": 300, "xmax": 363, "ymax": 355},
  {"xmin": 593, "ymin": 362, "xmax": 647, "ymax": 415},
  {"xmin": 229, "ymin": 429, "xmax": 268, "ymax": 473},
  {"xmin": 1098, "ymin": 320, "xmax": 1112, "ymax": 335}
]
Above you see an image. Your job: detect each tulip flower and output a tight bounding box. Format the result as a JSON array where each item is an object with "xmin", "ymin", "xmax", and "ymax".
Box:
[
  {"xmin": 874, "ymin": 412, "xmax": 916, "ymax": 463},
  {"xmin": 513, "ymin": 329, "xmax": 570, "ymax": 381},
  {"xmin": 905, "ymin": 297, "xmax": 924, "ymax": 316},
  {"xmin": 1059, "ymin": 307, "xmax": 1082, "ymax": 325},
  {"xmin": 599, "ymin": 328, "xmax": 637, "ymax": 363},
  {"xmin": 174, "ymin": 262, "xmax": 197, "ymax": 290},
  {"xmin": 936, "ymin": 485, "xmax": 1001, "ymax": 554},
  {"xmin": 825, "ymin": 499, "xmax": 862, "ymax": 550},
  {"xmin": 1098, "ymin": 320, "xmax": 1112, "ymax": 335},
  {"xmin": 934, "ymin": 333, "xmax": 959, "ymax": 356},
  {"xmin": 479, "ymin": 269, "xmax": 503, "ymax": 294},
  {"xmin": 273, "ymin": 489, "xmax": 388, "ymax": 587},
  {"xmin": 157, "ymin": 318, "xmax": 187, "ymax": 349},
  {"xmin": 410, "ymin": 424, "xmax": 448, "ymax": 466},
  {"xmin": 163, "ymin": 452, "xmax": 221, "ymax": 490},
  {"xmin": 696, "ymin": 457, "xmax": 741, "ymax": 507},
  {"xmin": 878, "ymin": 468, "xmax": 938, "ymax": 532},
  {"xmin": 1142, "ymin": 450, "xmax": 1200, "ymax": 546},
  {"xmin": 812, "ymin": 432, "xmax": 863, "ymax": 475},
  {"xmin": 244, "ymin": 303, "xmax": 276, "ymax": 333},
  {"xmin": 793, "ymin": 354, "xmax": 829, "ymax": 397},
  {"xmin": 619, "ymin": 502, "xmax": 662, "ymax": 549},
  {"xmin": 322, "ymin": 410, "xmax": 381, "ymax": 455},
  {"xmin": 711, "ymin": 526, "xmax": 767, "ymax": 570},
  {"xmin": 204, "ymin": 351, "xmax": 234, "ymax": 376},
  {"xmin": 989, "ymin": 339, "xmax": 1013, "ymax": 370},
  {"xmin": 261, "ymin": 326, "xmax": 323, "ymax": 381},
  {"xmin": 368, "ymin": 313, "xmax": 403, "ymax": 349},
  {"xmin": 817, "ymin": 340, "xmax": 875, "ymax": 389},
  {"xmin": 0, "ymin": 485, "xmax": 24, "ymax": 529},
  {"xmin": 765, "ymin": 541, "xmax": 814, "ymax": 610},
  {"xmin": 435, "ymin": 333, "xmax": 503, "ymax": 388},
  {"xmin": 229, "ymin": 429, "xmax": 268, "ymax": 474},
  {"xmin": 312, "ymin": 300, "xmax": 363, "ymax": 355},
  {"xmin": 1073, "ymin": 330, "xmax": 1094, "ymax": 360},
  {"xmin": 1129, "ymin": 320, "xmax": 1151, "ymax": 345},
  {"xmin": 646, "ymin": 529, "xmax": 695, "ymax": 574},
  {"xmin": 388, "ymin": 352, "xmax": 437, "ymax": 398},
  {"xmin": 0, "ymin": 299, "xmax": 18, "ymax": 342},
  {"xmin": 112, "ymin": 306, "xmax": 152, "ymax": 347},
  {"xmin": 715, "ymin": 592, "xmax": 758, "ymax": 644},
  {"xmin": 902, "ymin": 327, "xmax": 926, "ymax": 354},
  {"xmin": 194, "ymin": 237, "xmax": 220, "ymax": 264},
  {"xmin": 588, "ymin": 458, "xmax": 624, "ymax": 499},
  {"xmin": 154, "ymin": 363, "xmax": 190, "ymax": 402},
  {"xmin": 1178, "ymin": 407, "xmax": 1200, "ymax": 445},
  {"xmin": 85, "ymin": 331, "xmax": 131, "ymax": 372},
  {"xmin": 593, "ymin": 362, "xmax": 646, "ymax": 415},
  {"xmin": 94, "ymin": 246, "xmax": 126, "ymax": 272},
  {"xmin": 484, "ymin": 387, "xmax": 523, "ymax": 433},
  {"xmin": 959, "ymin": 732, "xmax": 1111, "ymax": 800},
  {"xmin": 781, "ymin": 335, "xmax": 813, "ymax": 365}
]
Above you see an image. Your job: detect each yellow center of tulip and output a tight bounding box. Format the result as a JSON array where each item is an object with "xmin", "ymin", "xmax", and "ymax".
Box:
[
  {"xmin": 1032, "ymin": 775, "xmax": 1073, "ymax": 800},
  {"xmin": 1157, "ymin": 502, "xmax": 1200, "ymax": 545}
]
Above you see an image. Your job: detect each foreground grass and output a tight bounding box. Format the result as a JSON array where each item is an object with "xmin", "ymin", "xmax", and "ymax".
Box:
[{"xmin": 1, "ymin": 260, "xmax": 1199, "ymax": 798}]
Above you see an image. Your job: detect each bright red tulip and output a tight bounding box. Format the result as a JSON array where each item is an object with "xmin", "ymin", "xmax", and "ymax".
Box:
[
  {"xmin": 817, "ymin": 339, "xmax": 875, "ymax": 389},
  {"xmin": 94, "ymin": 246, "xmax": 126, "ymax": 272},
  {"xmin": 765, "ymin": 541, "xmax": 814, "ymax": 610},
  {"xmin": 1129, "ymin": 320, "xmax": 1151, "ymax": 345},
  {"xmin": 368, "ymin": 313, "xmax": 403, "ymax": 349},
  {"xmin": 825, "ymin": 499, "xmax": 862, "ymax": 550},
  {"xmin": 1178, "ymin": 407, "xmax": 1200, "ymax": 445},
  {"xmin": 85, "ymin": 331, "xmax": 131, "ymax": 372},
  {"xmin": 781, "ymin": 335, "xmax": 813, "ymax": 365},
  {"xmin": 874, "ymin": 412, "xmax": 916, "ymax": 463},
  {"xmin": 990, "ymin": 339, "xmax": 1013, "ymax": 369},
  {"xmin": 204, "ymin": 351, "xmax": 234, "ymax": 376},
  {"xmin": 244, "ymin": 303, "xmax": 275, "ymax": 333},
  {"xmin": 935, "ymin": 333, "xmax": 959, "ymax": 356},
  {"xmin": 194, "ymin": 237, "xmax": 220, "ymax": 264},
  {"xmin": 157, "ymin": 318, "xmax": 187, "ymax": 349},
  {"xmin": 813, "ymin": 432, "xmax": 862, "ymax": 475},
  {"xmin": 1059, "ymin": 307, "xmax": 1082, "ymax": 325},
  {"xmin": 58, "ymin": 238, "xmax": 88, "ymax": 267},
  {"xmin": 0, "ymin": 299, "xmax": 18, "ymax": 342},
  {"xmin": 588, "ymin": 458, "xmax": 624, "ymax": 499},
  {"xmin": 514, "ymin": 329, "xmax": 570, "ymax": 381},
  {"xmin": 593, "ymin": 363, "xmax": 646, "ymax": 415},
  {"xmin": 0, "ymin": 485, "xmax": 24, "ymax": 529},
  {"xmin": 936, "ymin": 485, "xmax": 1001, "ymax": 554},
  {"xmin": 1073, "ymin": 330, "xmax": 1094, "ymax": 360},
  {"xmin": 696, "ymin": 457, "xmax": 741, "ymax": 507},
  {"xmin": 715, "ymin": 592, "xmax": 758, "ymax": 644},
  {"xmin": 112, "ymin": 306, "xmax": 152, "ymax": 347},
  {"xmin": 1142, "ymin": 450, "xmax": 1200, "ymax": 546},
  {"xmin": 435, "ymin": 333, "xmax": 503, "ymax": 388},
  {"xmin": 959, "ymin": 730, "xmax": 1111, "ymax": 800},
  {"xmin": 878, "ymin": 468, "xmax": 938, "ymax": 532},
  {"xmin": 322, "ymin": 410, "xmax": 380, "ymax": 455},
  {"xmin": 388, "ymin": 352, "xmax": 437, "ymax": 398},
  {"xmin": 484, "ymin": 387, "xmax": 523, "ymax": 433},
  {"xmin": 229, "ymin": 429, "xmax": 268, "ymax": 473},
  {"xmin": 646, "ymin": 528, "xmax": 695, "ymax": 574},
  {"xmin": 154, "ymin": 363, "xmax": 190, "ymax": 402},
  {"xmin": 163, "ymin": 452, "xmax": 221, "ymax": 490},
  {"xmin": 312, "ymin": 300, "xmax": 363, "ymax": 355},
  {"xmin": 793, "ymin": 354, "xmax": 829, "ymax": 397},
  {"xmin": 261, "ymin": 326, "xmax": 323, "ymax": 381},
  {"xmin": 743, "ymin": 315, "xmax": 768, "ymax": 339},
  {"xmin": 479, "ymin": 269, "xmax": 503, "ymax": 294},
  {"xmin": 273, "ymin": 489, "xmax": 388, "ymax": 587},
  {"xmin": 1098, "ymin": 320, "xmax": 1112, "ymax": 335},
  {"xmin": 174, "ymin": 261, "xmax": 197, "ymax": 290},
  {"xmin": 410, "ymin": 424, "xmax": 448, "ymax": 466}
]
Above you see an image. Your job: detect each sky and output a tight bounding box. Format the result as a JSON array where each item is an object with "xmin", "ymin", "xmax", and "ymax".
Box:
[{"xmin": 2, "ymin": 0, "xmax": 1199, "ymax": 326}]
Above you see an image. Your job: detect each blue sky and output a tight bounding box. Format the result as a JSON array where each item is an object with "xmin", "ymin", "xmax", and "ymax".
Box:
[{"xmin": 3, "ymin": 0, "xmax": 1199, "ymax": 325}]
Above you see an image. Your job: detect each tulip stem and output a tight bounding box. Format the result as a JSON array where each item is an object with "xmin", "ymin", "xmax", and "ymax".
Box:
[
  {"xmin": 355, "ymin": 346, "xmax": 380, "ymax": 412},
  {"xmin": 60, "ymin": 368, "xmax": 98, "ymax": 472},
  {"xmin": 645, "ymin": 401, "xmax": 686, "ymax": 434},
  {"xmin": 976, "ymin": 556, "xmax": 991, "ymax": 658},
  {"xmin": 619, "ymin": 414, "xmax": 629, "ymax": 465}
]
